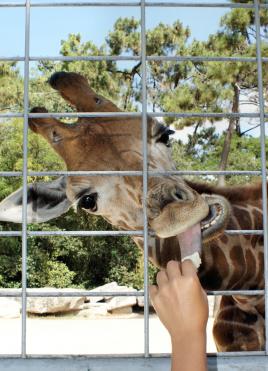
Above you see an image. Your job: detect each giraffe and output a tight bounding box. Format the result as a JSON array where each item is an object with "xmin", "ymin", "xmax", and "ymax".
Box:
[{"xmin": 0, "ymin": 72, "xmax": 265, "ymax": 351}]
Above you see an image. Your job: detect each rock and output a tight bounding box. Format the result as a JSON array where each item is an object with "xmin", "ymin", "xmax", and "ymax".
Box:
[
  {"xmin": 75, "ymin": 303, "xmax": 109, "ymax": 318},
  {"xmin": 110, "ymin": 306, "xmax": 133, "ymax": 315},
  {"xmin": 105, "ymin": 286, "xmax": 137, "ymax": 311},
  {"xmin": 0, "ymin": 298, "xmax": 20, "ymax": 318},
  {"xmin": 26, "ymin": 288, "xmax": 85, "ymax": 314},
  {"xmin": 88, "ymin": 282, "xmax": 118, "ymax": 303},
  {"xmin": 106, "ymin": 295, "xmax": 136, "ymax": 311}
]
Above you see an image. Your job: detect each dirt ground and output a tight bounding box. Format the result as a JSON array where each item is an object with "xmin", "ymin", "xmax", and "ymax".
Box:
[{"xmin": 0, "ymin": 315, "xmax": 216, "ymax": 355}]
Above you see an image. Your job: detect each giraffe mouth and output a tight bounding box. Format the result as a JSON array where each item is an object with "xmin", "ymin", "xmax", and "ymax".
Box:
[{"xmin": 200, "ymin": 194, "xmax": 231, "ymax": 243}]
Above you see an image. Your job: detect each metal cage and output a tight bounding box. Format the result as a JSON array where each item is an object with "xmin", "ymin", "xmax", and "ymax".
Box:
[{"xmin": 0, "ymin": 1, "xmax": 268, "ymax": 369}]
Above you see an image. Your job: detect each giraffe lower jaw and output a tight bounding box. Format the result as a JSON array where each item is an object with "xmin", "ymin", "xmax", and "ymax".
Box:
[{"xmin": 200, "ymin": 194, "xmax": 231, "ymax": 244}]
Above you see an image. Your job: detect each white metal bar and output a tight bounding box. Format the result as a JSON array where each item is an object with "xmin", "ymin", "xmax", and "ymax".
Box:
[
  {"xmin": 21, "ymin": 0, "xmax": 31, "ymax": 359},
  {"xmin": 0, "ymin": 229, "xmax": 264, "ymax": 237},
  {"xmin": 0, "ymin": 290, "xmax": 144, "ymax": 297},
  {"xmin": 254, "ymin": 0, "xmax": 268, "ymax": 356},
  {"xmin": 0, "ymin": 112, "xmax": 263, "ymax": 119},
  {"xmin": 0, "ymin": 170, "xmax": 263, "ymax": 177},
  {"xmin": 141, "ymin": 0, "xmax": 150, "ymax": 358},
  {"xmin": 0, "ymin": 351, "xmax": 266, "ymax": 359},
  {"xmin": 2, "ymin": 56, "xmax": 268, "ymax": 62},
  {"xmin": 1, "ymin": 1, "xmax": 268, "ymax": 9},
  {"xmin": 0, "ymin": 289, "xmax": 264, "ymax": 298},
  {"xmin": 0, "ymin": 112, "xmax": 266, "ymax": 120}
]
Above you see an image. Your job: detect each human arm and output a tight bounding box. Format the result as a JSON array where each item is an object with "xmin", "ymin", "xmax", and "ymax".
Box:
[{"xmin": 149, "ymin": 260, "xmax": 208, "ymax": 371}]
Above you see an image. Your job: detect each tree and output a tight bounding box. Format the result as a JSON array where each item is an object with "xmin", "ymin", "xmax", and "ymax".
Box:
[{"xmin": 0, "ymin": 62, "xmax": 23, "ymax": 112}]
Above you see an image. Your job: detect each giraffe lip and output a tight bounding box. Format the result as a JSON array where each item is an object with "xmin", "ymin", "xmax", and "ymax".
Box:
[
  {"xmin": 200, "ymin": 204, "xmax": 221, "ymax": 231},
  {"xmin": 200, "ymin": 194, "xmax": 231, "ymax": 243}
]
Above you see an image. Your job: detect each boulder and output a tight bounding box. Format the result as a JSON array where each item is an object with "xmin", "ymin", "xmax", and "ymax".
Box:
[
  {"xmin": 110, "ymin": 306, "xmax": 133, "ymax": 315},
  {"xmin": 26, "ymin": 288, "xmax": 85, "ymax": 314},
  {"xmin": 88, "ymin": 282, "xmax": 118, "ymax": 303},
  {"xmin": 75, "ymin": 303, "xmax": 109, "ymax": 318},
  {"xmin": 105, "ymin": 286, "xmax": 137, "ymax": 311}
]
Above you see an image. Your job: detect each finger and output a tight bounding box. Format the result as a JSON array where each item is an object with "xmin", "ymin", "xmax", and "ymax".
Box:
[
  {"xmin": 156, "ymin": 270, "xmax": 169, "ymax": 287},
  {"xmin": 181, "ymin": 259, "xmax": 198, "ymax": 277},
  {"xmin": 149, "ymin": 285, "xmax": 158, "ymax": 299},
  {"xmin": 166, "ymin": 260, "xmax": 181, "ymax": 280}
]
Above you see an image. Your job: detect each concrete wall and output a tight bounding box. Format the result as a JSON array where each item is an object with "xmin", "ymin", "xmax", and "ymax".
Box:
[{"xmin": 0, "ymin": 356, "xmax": 268, "ymax": 371}]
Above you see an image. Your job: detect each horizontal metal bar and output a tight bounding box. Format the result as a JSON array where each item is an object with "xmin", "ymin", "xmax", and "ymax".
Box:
[
  {"xmin": 0, "ymin": 230, "xmax": 263, "ymax": 238},
  {"xmin": 30, "ymin": 230, "xmax": 144, "ymax": 237},
  {"xmin": 0, "ymin": 170, "xmax": 262, "ymax": 177},
  {"xmin": 206, "ymin": 290, "xmax": 264, "ymax": 296},
  {"xmin": 0, "ymin": 231, "xmax": 22, "ymax": 237},
  {"xmin": 1, "ymin": 2, "xmax": 267, "ymax": 9},
  {"xmin": 0, "ymin": 2, "xmax": 141, "ymax": 7},
  {"xmin": 1, "ymin": 112, "xmax": 266, "ymax": 120},
  {"xmin": 0, "ymin": 290, "xmax": 143, "ymax": 297},
  {"xmin": 0, "ymin": 352, "xmax": 266, "ymax": 359},
  {"xmin": 147, "ymin": 2, "xmax": 268, "ymax": 9},
  {"xmin": 151, "ymin": 112, "xmax": 264, "ymax": 119},
  {"xmin": 1, "ymin": 56, "xmax": 268, "ymax": 63},
  {"xmin": 225, "ymin": 230, "xmax": 263, "ymax": 235},
  {"xmin": 0, "ymin": 289, "xmax": 263, "ymax": 298}
]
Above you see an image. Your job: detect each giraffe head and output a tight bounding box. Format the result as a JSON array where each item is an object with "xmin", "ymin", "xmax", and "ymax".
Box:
[{"xmin": 0, "ymin": 72, "xmax": 230, "ymax": 257}]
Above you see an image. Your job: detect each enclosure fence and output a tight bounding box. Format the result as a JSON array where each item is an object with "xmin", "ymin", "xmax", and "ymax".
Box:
[{"xmin": 0, "ymin": 0, "xmax": 268, "ymax": 363}]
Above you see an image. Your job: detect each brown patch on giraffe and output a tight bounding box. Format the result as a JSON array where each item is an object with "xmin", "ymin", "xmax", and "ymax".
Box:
[
  {"xmin": 232, "ymin": 206, "xmax": 252, "ymax": 240},
  {"xmin": 159, "ymin": 236, "xmax": 181, "ymax": 268},
  {"xmin": 199, "ymin": 244, "xmax": 227, "ymax": 290},
  {"xmin": 252, "ymin": 208, "xmax": 263, "ymax": 229},
  {"xmin": 210, "ymin": 244, "xmax": 229, "ymax": 280},
  {"xmin": 155, "ymin": 238, "xmax": 162, "ymax": 266},
  {"xmin": 219, "ymin": 234, "xmax": 228, "ymax": 244},
  {"xmin": 256, "ymin": 251, "xmax": 264, "ymax": 288},
  {"xmin": 213, "ymin": 296, "xmax": 263, "ymax": 351},
  {"xmin": 229, "ymin": 245, "xmax": 246, "ymax": 289},
  {"xmin": 243, "ymin": 249, "xmax": 256, "ymax": 284},
  {"xmin": 186, "ymin": 179, "xmax": 266, "ymax": 203}
]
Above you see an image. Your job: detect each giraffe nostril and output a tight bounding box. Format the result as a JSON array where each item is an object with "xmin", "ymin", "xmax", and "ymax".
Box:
[{"xmin": 175, "ymin": 190, "xmax": 187, "ymax": 201}]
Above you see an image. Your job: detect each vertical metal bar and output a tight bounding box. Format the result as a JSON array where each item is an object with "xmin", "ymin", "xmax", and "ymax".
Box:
[
  {"xmin": 141, "ymin": 0, "xmax": 149, "ymax": 358},
  {"xmin": 254, "ymin": 0, "xmax": 268, "ymax": 355},
  {"xmin": 21, "ymin": 0, "xmax": 31, "ymax": 358}
]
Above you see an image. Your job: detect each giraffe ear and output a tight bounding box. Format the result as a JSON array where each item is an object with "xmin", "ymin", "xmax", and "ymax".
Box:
[{"xmin": 0, "ymin": 177, "xmax": 71, "ymax": 223}]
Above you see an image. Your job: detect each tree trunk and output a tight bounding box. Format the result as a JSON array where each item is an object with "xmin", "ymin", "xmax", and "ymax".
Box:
[
  {"xmin": 186, "ymin": 121, "xmax": 201, "ymax": 155},
  {"xmin": 217, "ymin": 84, "xmax": 240, "ymax": 187}
]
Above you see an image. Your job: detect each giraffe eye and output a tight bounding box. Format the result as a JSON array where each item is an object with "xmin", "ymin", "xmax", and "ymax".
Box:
[
  {"xmin": 94, "ymin": 98, "xmax": 102, "ymax": 105},
  {"xmin": 156, "ymin": 126, "xmax": 175, "ymax": 147},
  {"xmin": 78, "ymin": 193, "xmax": 98, "ymax": 212}
]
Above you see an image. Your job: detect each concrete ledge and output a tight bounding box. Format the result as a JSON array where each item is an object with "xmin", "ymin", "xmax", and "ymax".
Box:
[{"xmin": 0, "ymin": 356, "xmax": 267, "ymax": 371}]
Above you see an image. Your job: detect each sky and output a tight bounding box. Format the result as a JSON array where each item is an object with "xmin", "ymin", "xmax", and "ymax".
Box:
[
  {"xmin": 0, "ymin": 1, "xmax": 261, "ymax": 138},
  {"xmin": 0, "ymin": 1, "xmax": 229, "ymax": 57}
]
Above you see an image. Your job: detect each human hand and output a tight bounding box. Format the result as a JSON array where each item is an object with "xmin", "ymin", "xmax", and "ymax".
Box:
[{"xmin": 149, "ymin": 260, "xmax": 208, "ymax": 342}]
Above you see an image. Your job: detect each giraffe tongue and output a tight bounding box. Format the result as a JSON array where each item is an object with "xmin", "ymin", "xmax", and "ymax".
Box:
[{"xmin": 177, "ymin": 223, "xmax": 202, "ymax": 261}]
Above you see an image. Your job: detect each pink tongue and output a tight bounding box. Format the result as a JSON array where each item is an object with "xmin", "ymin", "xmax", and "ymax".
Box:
[{"xmin": 177, "ymin": 223, "xmax": 202, "ymax": 260}]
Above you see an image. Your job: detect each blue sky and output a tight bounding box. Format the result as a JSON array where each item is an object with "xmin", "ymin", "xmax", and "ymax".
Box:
[
  {"xmin": 0, "ymin": 3, "xmax": 228, "ymax": 57},
  {"xmin": 0, "ymin": 2, "xmax": 260, "ymax": 137}
]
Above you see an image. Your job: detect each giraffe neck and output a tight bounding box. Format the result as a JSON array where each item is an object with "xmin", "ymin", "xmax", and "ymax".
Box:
[{"xmin": 200, "ymin": 200, "xmax": 264, "ymax": 291}]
